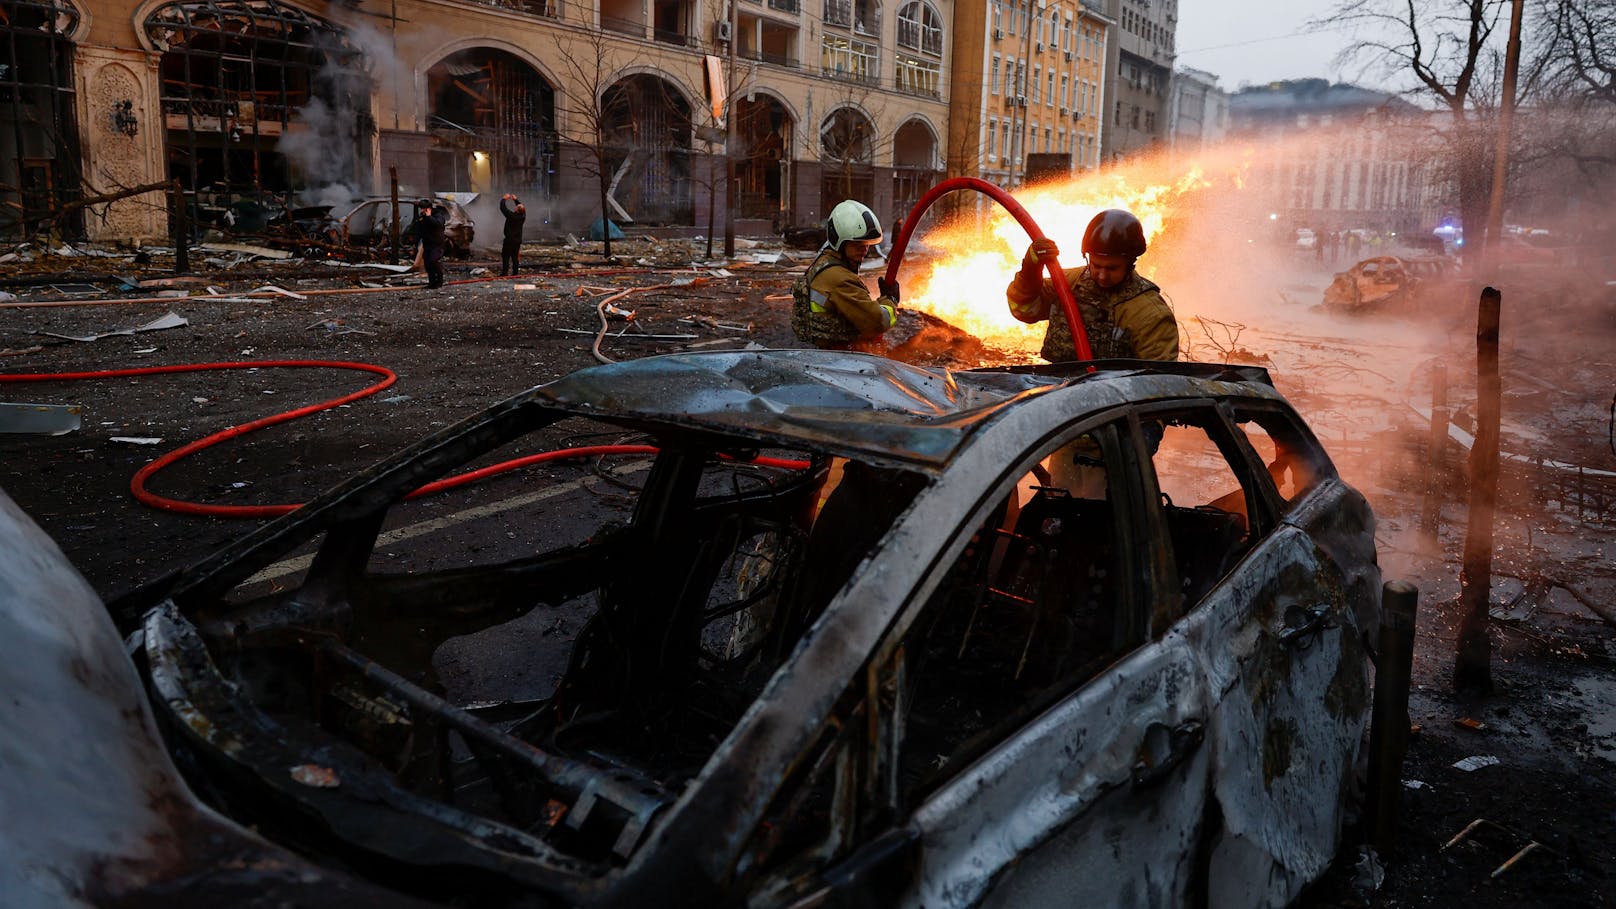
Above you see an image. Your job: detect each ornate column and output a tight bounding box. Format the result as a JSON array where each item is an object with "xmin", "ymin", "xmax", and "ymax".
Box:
[{"xmin": 74, "ymin": 45, "xmax": 168, "ymax": 243}]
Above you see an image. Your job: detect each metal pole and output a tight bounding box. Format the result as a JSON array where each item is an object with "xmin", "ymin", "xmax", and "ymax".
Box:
[
  {"xmin": 1366, "ymin": 580, "xmax": 1419, "ymax": 853},
  {"xmin": 1455, "ymin": 286, "xmax": 1502, "ymax": 694},
  {"xmin": 389, "ymin": 168, "xmax": 400, "ymax": 264},
  {"xmin": 170, "ymin": 180, "xmax": 190, "ymax": 273},
  {"xmin": 1419, "ymin": 364, "xmax": 1449, "ymax": 543},
  {"xmin": 723, "ymin": 0, "xmax": 738, "ymax": 258},
  {"xmin": 1480, "ymin": 0, "xmax": 1525, "ymax": 280}
]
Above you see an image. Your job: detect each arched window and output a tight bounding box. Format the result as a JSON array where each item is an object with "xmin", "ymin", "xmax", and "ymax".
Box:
[{"xmin": 896, "ymin": 0, "xmax": 942, "ymax": 56}]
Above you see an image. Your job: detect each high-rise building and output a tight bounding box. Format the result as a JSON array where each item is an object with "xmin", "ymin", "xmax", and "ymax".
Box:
[
  {"xmin": 946, "ymin": 0, "xmax": 1110, "ymax": 190},
  {"xmin": 1097, "ymin": 0, "xmax": 1174, "ymax": 163}
]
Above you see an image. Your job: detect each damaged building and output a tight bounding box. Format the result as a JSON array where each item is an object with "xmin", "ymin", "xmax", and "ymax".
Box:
[{"xmin": 12, "ymin": 0, "xmax": 957, "ymax": 243}]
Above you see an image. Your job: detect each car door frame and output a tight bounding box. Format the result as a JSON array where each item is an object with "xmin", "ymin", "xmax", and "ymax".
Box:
[
  {"xmin": 810, "ymin": 403, "xmax": 1213, "ymax": 909},
  {"xmin": 1130, "ymin": 396, "xmax": 1373, "ymax": 908}
]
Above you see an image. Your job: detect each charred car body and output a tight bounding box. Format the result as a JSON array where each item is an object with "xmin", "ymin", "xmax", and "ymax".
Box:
[
  {"xmin": 5, "ymin": 351, "xmax": 1381, "ymax": 907},
  {"xmin": 1323, "ymin": 255, "xmax": 1461, "ymax": 314},
  {"xmin": 342, "ymin": 197, "xmax": 476, "ymax": 259}
]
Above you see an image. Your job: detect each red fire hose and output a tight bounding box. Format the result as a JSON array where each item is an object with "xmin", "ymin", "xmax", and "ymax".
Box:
[
  {"xmin": 2, "ymin": 361, "xmax": 807, "ymax": 518},
  {"xmin": 882, "ymin": 176, "xmax": 1093, "ymax": 360}
]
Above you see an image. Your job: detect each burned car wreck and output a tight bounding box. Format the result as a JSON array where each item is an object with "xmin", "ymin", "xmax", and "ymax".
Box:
[{"xmin": 7, "ymin": 351, "xmax": 1381, "ymax": 907}]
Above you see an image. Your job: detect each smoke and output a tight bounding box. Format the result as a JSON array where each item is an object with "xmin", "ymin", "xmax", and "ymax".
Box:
[{"xmin": 277, "ymin": 16, "xmax": 411, "ymax": 208}]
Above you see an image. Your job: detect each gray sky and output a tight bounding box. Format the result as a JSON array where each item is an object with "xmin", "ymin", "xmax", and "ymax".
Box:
[{"xmin": 1174, "ymin": 1, "xmax": 1384, "ymax": 92}]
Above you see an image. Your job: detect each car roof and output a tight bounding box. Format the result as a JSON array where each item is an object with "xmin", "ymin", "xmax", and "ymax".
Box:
[{"xmin": 531, "ymin": 350, "xmax": 1280, "ymax": 471}]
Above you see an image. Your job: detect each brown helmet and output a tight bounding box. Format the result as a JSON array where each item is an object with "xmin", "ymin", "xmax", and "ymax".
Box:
[{"xmin": 1081, "ymin": 209, "xmax": 1147, "ymax": 259}]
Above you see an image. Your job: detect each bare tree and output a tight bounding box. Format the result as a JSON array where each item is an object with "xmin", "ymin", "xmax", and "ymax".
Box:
[
  {"xmin": 548, "ymin": 10, "xmax": 630, "ymax": 259},
  {"xmin": 1547, "ymin": 0, "xmax": 1616, "ymax": 106},
  {"xmin": 1321, "ymin": 1, "xmax": 1517, "ymax": 271}
]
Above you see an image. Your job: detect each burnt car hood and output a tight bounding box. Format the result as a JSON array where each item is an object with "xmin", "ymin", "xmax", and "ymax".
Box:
[{"xmin": 0, "ymin": 489, "xmax": 434, "ymax": 909}]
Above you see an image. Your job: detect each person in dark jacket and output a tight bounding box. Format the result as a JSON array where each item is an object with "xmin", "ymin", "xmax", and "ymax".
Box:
[
  {"xmin": 415, "ymin": 199, "xmax": 449, "ymax": 289},
  {"xmin": 499, "ymin": 193, "xmax": 526, "ymax": 276}
]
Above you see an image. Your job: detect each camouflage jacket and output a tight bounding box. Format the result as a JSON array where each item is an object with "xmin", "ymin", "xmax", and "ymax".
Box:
[{"xmin": 1007, "ymin": 265, "xmax": 1179, "ymax": 362}]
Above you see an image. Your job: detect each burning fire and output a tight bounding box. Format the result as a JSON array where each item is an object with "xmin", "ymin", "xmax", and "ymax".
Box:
[{"xmin": 903, "ymin": 158, "xmax": 1227, "ymax": 357}]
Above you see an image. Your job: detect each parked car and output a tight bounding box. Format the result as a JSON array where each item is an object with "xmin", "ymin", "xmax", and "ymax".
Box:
[
  {"xmin": 1295, "ymin": 227, "xmax": 1318, "ymax": 250},
  {"xmin": 6, "ymin": 351, "xmax": 1383, "ymax": 908},
  {"xmin": 340, "ymin": 196, "xmax": 476, "ymax": 259},
  {"xmin": 1323, "ymin": 254, "xmax": 1463, "ymax": 314}
]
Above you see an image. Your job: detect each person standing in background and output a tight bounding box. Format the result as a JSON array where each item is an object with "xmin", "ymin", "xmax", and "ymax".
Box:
[{"xmin": 499, "ymin": 194, "xmax": 526, "ymax": 276}]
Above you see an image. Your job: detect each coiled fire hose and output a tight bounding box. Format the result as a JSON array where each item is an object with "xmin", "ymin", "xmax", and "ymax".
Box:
[{"xmin": 1, "ymin": 361, "xmax": 805, "ymax": 517}]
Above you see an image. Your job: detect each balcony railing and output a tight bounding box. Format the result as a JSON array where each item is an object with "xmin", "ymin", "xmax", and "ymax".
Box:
[{"xmin": 767, "ymin": 0, "xmax": 800, "ymax": 11}]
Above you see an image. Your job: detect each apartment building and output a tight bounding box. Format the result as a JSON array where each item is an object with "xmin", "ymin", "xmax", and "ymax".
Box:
[
  {"xmin": 1, "ymin": 0, "xmax": 952, "ymax": 242},
  {"xmin": 1229, "ymin": 79, "xmax": 1439, "ymax": 237},
  {"xmin": 1167, "ymin": 65, "xmax": 1227, "ymax": 155},
  {"xmin": 1097, "ymin": 0, "xmax": 1172, "ymax": 162},
  {"xmin": 946, "ymin": 0, "xmax": 1109, "ymax": 189}
]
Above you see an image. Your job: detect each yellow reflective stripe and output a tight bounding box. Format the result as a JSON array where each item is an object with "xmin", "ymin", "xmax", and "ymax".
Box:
[
  {"xmin": 809, "ymin": 288, "xmax": 830, "ymax": 313},
  {"xmin": 880, "ymin": 304, "xmax": 897, "ymax": 328}
]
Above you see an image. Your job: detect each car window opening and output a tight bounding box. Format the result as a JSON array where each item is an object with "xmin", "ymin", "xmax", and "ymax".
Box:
[
  {"xmin": 1146, "ymin": 412, "xmax": 1261, "ymax": 615},
  {"xmin": 176, "ymin": 419, "xmax": 934, "ymax": 873},
  {"xmin": 898, "ymin": 429, "xmax": 1131, "ymax": 800}
]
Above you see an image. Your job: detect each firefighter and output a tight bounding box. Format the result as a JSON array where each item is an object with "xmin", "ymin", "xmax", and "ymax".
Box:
[
  {"xmin": 791, "ymin": 200, "xmax": 900, "ymax": 354},
  {"xmin": 413, "ymin": 199, "xmax": 450, "ymax": 289},
  {"xmin": 1006, "ymin": 208, "xmax": 1179, "ymax": 362}
]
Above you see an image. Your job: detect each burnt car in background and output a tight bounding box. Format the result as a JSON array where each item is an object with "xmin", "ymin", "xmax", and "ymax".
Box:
[
  {"xmin": 340, "ymin": 196, "xmax": 477, "ymax": 259},
  {"xmin": 1323, "ymin": 254, "xmax": 1462, "ymax": 314},
  {"xmin": 5, "ymin": 351, "xmax": 1382, "ymax": 908}
]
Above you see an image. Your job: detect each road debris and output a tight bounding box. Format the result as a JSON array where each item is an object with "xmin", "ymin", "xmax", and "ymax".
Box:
[
  {"xmin": 0, "ymin": 403, "xmax": 82, "ymax": 435},
  {"xmin": 36, "ymin": 312, "xmax": 189, "ymax": 343},
  {"xmin": 1452, "ymin": 755, "xmax": 1501, "ymax": 772}
]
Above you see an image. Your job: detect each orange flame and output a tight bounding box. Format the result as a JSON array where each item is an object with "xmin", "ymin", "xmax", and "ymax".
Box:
[{"xmin": 903, "ymin": 155, "xmax": 1237, "ymax": 358}]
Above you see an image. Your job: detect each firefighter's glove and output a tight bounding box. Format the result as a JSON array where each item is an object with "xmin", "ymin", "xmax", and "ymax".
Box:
[
  {"xmin": 1021, "ymin": 238, "xmax": 1060, "ymax": 277},
  {"xmin": 877, "ymin": 276, "xmax": 900, "ymax": 303}
]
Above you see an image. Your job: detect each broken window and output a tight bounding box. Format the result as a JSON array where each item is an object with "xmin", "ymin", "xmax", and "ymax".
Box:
[
  {"xmin": 191, "ymin": 415, "xmax": 935, "ymax": 868},
  {"xmin": 145, "ymin": 0, "xmax": 371, "ymax": 225},
  {"xmin": 733, "ymin": 96, "xmax": 792, "ymax": 219},
  {"xmin": 892, "ymin": 119, "xmax": 938, "ymax": 229},
  {"xmin": 819, "ymin": 107, "xmax": 874, "ymax": 214},
  {"xmin": 1230, "ymin": 404, "xmax": 1330, "ymax": 508},
  {"xmin": 601, "ymin": 74, "xmax": 693, "ymax": 225},
  {"xmin": 0, "ymin": 0, "xmax": 81, "ymax": 239},
  {"xmin": 1138, "ymin": 405, "xmax": 1265, "ymax": 622},
  {"xmin": 820, "ymin": 34, "xmax": 880, "ymax": 84},
  {"xmin": 896, "ymin": 1, "xmax": 943, "ymax": 55},
  {"xmin": 426, "ymin": 49, "xmax": 555, "ymax": 198},
  {"xmin": 896, "ymin": 421, "xmax": 1143, "ymax": 801}
]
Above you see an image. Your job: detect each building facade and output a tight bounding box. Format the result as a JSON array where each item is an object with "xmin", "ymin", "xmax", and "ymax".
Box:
[
  {"xmin": 1097, "ymin": 0, "xmax": 1172, "ymax": 163},
  {"xmin": 945, "ymin": 0, "xmax": 1109, "ymax": 190},
  {"xmin": 1228, "ymin": 79, "xmax": 1442, "ymax": 239},
  {"xmin": 1166, "ymin": 65, "xmax": 1226, "ymax": 155},
  {"xmin": 1, "ymin": 0, "xmax": 953, "ymax": 242}
]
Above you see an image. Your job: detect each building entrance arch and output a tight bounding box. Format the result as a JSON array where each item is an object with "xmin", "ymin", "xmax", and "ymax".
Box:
[
  {"xmin": 426, "ymin": 48, "xmax": 556, "ymax": 198},
  {"xmin": 601, "ymin": 73, "xmax": 692, "ymax": 224}
]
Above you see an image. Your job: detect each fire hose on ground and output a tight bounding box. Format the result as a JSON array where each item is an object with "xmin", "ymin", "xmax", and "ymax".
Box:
[
  {"xmin": 0, "ymin": 361, "xmax": 805, "ymax": 518},
  {"xmin": 2, "ymin": 181, "xmax": 1070, "ymax": 516}
]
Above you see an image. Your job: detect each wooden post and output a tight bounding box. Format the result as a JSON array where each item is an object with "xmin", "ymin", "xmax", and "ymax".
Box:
[
  {"xmin": 389, "ymin": 168, "xmax": 401, "ymax": 264},
  {"xmin": 1366, "ymin": 580, "xmax": 1419, "ymax": 853},
  {"xmin": 1420, "ymin": 364, "xmax": 1449, "ymax": 542},
  {"xmin": 170, "ymin": 180, "xmax": 189, "ymax": 274},
  {"xmin": 1455, "ymin": 287, "xmax": 1502, "ymax": 694}
]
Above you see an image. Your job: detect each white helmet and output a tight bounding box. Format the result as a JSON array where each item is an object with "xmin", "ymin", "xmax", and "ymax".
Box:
[{"xmin": 825, "ymin": 199, "xmax": 882, "ymax": 252}]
